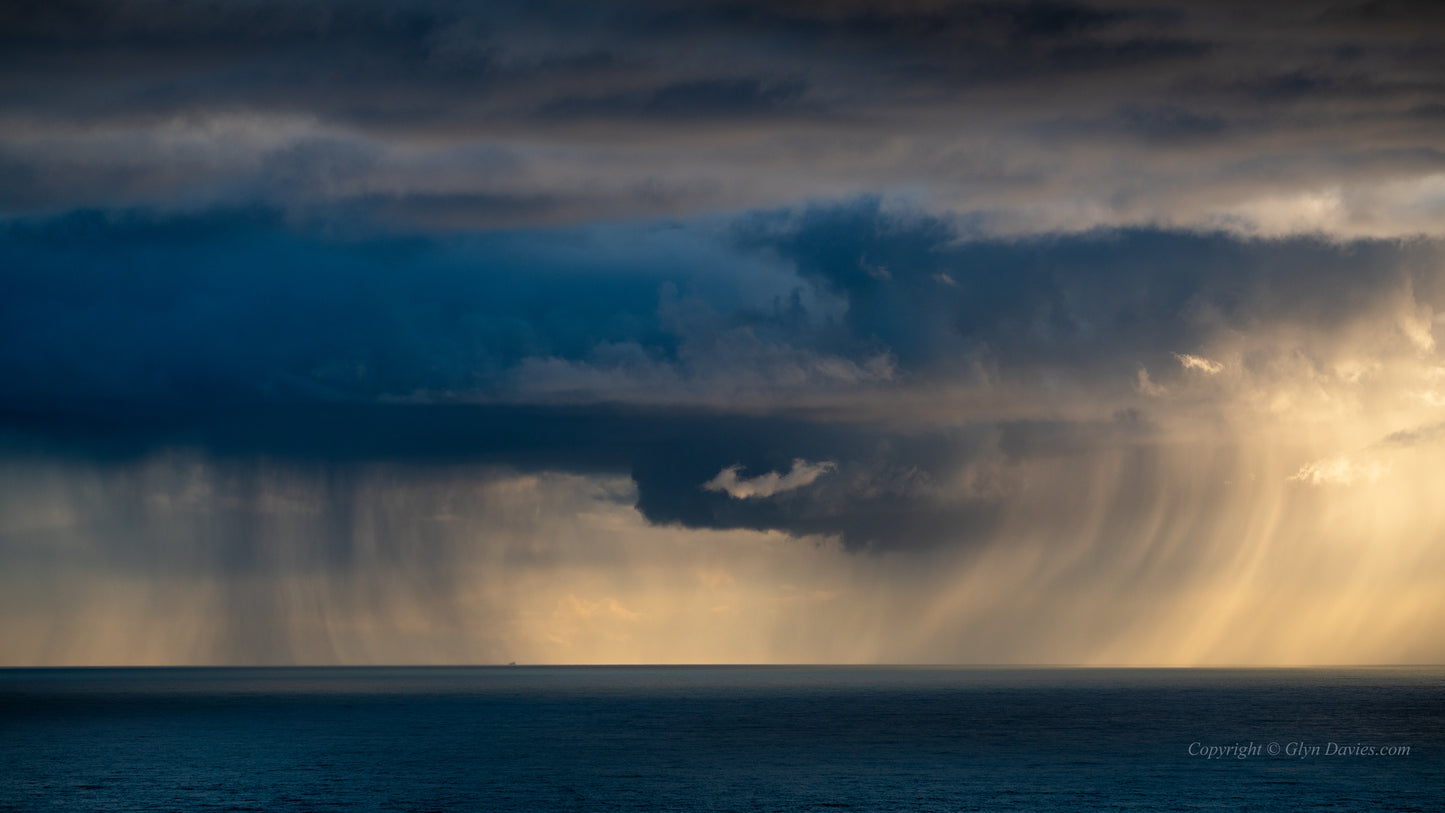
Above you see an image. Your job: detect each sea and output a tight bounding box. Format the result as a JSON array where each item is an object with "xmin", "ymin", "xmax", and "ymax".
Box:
[{"xmin": 1, "ymin": 666, "xmax": 1440, "ymax": 811}]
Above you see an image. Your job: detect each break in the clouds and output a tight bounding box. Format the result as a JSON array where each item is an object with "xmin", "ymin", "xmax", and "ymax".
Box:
[{"xmin": 3, "ymin": 1, "xmax": 1445, "ymax": 665}]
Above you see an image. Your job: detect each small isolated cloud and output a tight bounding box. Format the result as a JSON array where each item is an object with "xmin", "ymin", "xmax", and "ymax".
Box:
[
  {"xmin": 1175, "ymin": 352, "xmax": 1224, "ymax": 375},
  {"xmin": 704, "ymin": 459, "xmax": 837, "ymax": 499},
  {"xmin": 1288, "ymin": 456, "xmax": 1390, "ymax": 486}
]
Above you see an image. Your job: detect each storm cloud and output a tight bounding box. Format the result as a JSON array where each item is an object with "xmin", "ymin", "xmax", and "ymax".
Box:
[
  {"xmin": 1, "ymin": 1, "xmax": 1443, "ymax": 233},
  {"xmin": 3, "ymin": 0, "xmax": 1444, "ymax": 664},
  {"xmin": 3, "ymin": 201, "xmax": 1440, "ymax": 554}
]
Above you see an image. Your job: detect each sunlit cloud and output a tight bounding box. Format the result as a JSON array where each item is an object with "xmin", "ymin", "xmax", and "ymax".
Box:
[
  {"xmin": 704, "ymin": 459, "xmax": 838, "ymax": 500},
  {"xmin": 1288, "ymin": 456, "xmax": 1391, "ymax": 486},
  {"xmin": 1174, "ymin": 353, "xmax": 1224, "ymax": 375}
]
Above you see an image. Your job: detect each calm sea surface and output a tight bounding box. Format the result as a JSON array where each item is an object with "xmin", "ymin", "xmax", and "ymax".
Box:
[{"xmin": 1, "ymin": 667, "xmax": 1440, "ymax": 811}]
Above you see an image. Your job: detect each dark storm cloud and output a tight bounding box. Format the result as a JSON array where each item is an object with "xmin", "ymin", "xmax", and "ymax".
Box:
[
  {"xmin": 3, "ymin": 201, "xmax": 1440, "ymax": 549},
  {"xmin": 0, "ymin": 0, "xmax": 1189, "ymax": 124},
  {"xmin": 3, "ymin": 0, "xmax": 1443, "ymax": 234},
  {"xmin": 2, "ymin": 0, "xmax": 1436, "ymax": 125},
  {"xmin": 0, "ymin": 206, "xmax": 692, "ymax": 411},
  {"xmin": 736, "ymin": 198, "xmax": 1443, "ymax": 382},
  {"xmin": 0, "ymin": 201, "xmax": 1123, "ymax": 549},
  {"xmin": 4, "ymin": 396, "xmax": 1157, "ymax": 552},
  {"xmin": 7, "ymin": 200, "xmax": 1437, "ymax": 420}
]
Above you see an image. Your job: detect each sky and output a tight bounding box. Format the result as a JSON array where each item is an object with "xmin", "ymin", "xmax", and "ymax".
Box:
[{"xmin": 3, "ymin": 0, "xmax": 1445, "ymax": 665}]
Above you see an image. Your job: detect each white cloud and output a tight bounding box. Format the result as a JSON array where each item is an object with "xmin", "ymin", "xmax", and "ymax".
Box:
[
  {"xmin": 1174, "ymin": 352, "xmax": 1224, "ymax": 375},
  {"xmin": 704, "ymin": 459, "xmax": 837, "ymax": 499},
  {"xmin": 1288, "ymin": 456, "xmax": 1390, "ymax": 486}
]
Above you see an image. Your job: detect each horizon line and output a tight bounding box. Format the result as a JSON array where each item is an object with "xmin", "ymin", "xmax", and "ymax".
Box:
[{"xmin": 4, "ymin": 663, "xmax": 1443, "ymax": 670}]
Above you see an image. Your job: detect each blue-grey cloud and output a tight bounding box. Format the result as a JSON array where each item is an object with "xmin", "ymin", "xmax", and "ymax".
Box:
[
  {"xmin": 6, "ymin": 200, "xmax": 1437, "ymax": 417},
  {"xmin": 3, "ymin": 201, "xmax": 1440, "ymax": 550},
  {"xmin": 3, "ymin": 1, "xmax": 1444, "ymax": 235},
  {"xmin": 737, "ymin": 198, "xmax": 1443, "ymax": 379}
]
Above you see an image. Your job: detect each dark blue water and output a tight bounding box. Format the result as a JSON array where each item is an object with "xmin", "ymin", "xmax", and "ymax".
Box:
[{"xmin": 1, "ymin": 667, "xmax": 1440, "ymax": 811}]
